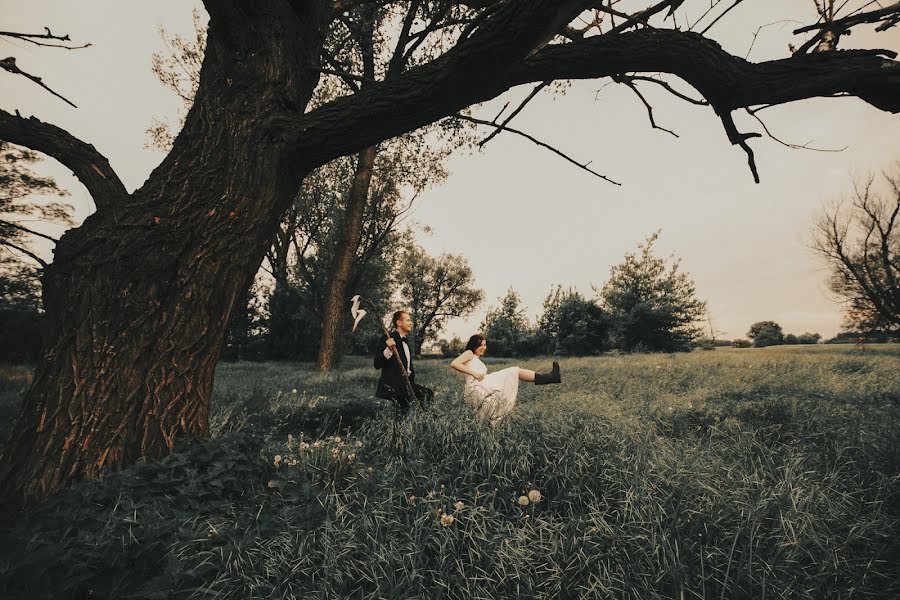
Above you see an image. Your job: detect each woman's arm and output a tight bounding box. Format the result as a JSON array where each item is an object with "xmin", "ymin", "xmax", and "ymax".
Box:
[{"xmin": 450, "ymin": 350, "xmax": 484, "ymax": 380}]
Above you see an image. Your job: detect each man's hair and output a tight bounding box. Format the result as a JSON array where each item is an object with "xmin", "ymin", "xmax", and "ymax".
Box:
[{"xmin": 392, "ymin": 310, "xmax": 410, "ymax": 329}]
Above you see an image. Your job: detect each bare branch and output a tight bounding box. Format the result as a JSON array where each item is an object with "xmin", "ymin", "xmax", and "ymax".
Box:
[
  {"xmin": 745, "ymin": 20, "xmax": 803, "ymax": 60},
  {"xmin": 715, "ymin": 108, "xmax": 761, "ymax": 183},
  {"xmin": 612, "ymin": 75, "xmax": 678, "ymax": 137},
  {"xmin": 454, "ymin": 112, "xmax": 621, "ymax": 185},
  {"xmin": 479, "ymin": 80, "xmax": 550, "ymax": 147},
  {"xmin": 292, "ymin": 21, "xmax": 900, "ymax": 184},
  {"xmin": 0, "ymin": 28, "xmax": 91, "ymax": 50},
  {"xmin": 604, "ymin": 0, "xmax": 684, "ymax": 35},
  {"xmin": 744, "ymin": 107, "xmax": 847, "ymax": 153},
  {"xmin": 794, "ymin": 1, "xmax": 900, "ymax": 34},
  {"xmin": 700, "ymin": 0, "xmax": 747, "ymax": 35},
  {"xmin": 619, "ymin": 75, "xmax": 709, "ymax": 106},
  {"xmin": 0, "ymin": 57, "xmax": 77, "ymax": 108}
]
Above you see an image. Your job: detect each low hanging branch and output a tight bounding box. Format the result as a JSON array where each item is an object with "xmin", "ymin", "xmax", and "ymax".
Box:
[
  {"xmin": 290, "ymin": 22, "xmax": 900, "ymax": 188},
  {"xmin": 454, "ymin": 112, "xmax": 621, "ymax": 185},
  {"xmin": 744, "ymin": 106, "xmax": 847, "ymax": 153},
  {"xmin": 611, "ymin": 75, "xmax": 678, "ymax": 137},
  {"xmin": 478, "ymin": 80, "xmax": 551, "ymax": 147},
  {"xmin": 715, "ymin": 107, "xmax": 761, "ymax": 184}
]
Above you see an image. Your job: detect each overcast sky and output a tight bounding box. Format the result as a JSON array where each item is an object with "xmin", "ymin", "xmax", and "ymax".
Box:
[{"xmin": 3, "ymin": 1, "xmax": 900, "ymax": 342}]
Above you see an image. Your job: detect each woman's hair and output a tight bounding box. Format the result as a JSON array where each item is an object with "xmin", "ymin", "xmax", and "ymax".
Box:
[{"xmin": 465, "ymin": 334, "xmax": 485, "ymax": 353}]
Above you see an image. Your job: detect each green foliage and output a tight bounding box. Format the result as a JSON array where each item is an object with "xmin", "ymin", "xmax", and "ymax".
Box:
[
  {"xmin": 747, "ymin": 320, "xmax": 784, "ymax": 347},
  {"xmin": 0, "ymin": 141, "xmax": 74, "ymax": 364},
  {"xmin": 0, "ymin": 141, "xmax": 73, "ymax": 260},
  {"xmin": 481, "ymin": 288, "xmax": 533, "ymax": 357},
  {"xmin": 398, "ymin": 243, "xmax": 483, "ymax": 355},
  {"xmin": 0, "ymin": 257, "xmax": 42, "ymax": 363},
  {"xmin": 598, "ymin": 231, "xmax": 707, "ymax": 352},
  {"xmin": 2, "ymin": 346, "xmax": 899, "ymax": 599},
  {"xmin": 221, "ymin": 278, "xmax": 270, "ymax": 361},
  {"xmin": 539, "ymin": 286, "xmax": 611, "ymax": 355},
  {"xmin": 797, "ymin": 332, "xmax": 822, "ymax": 344},
  {"xmin": 438, "ymin": 336, "xmax": 465, "ymax": 357},
  {"xmin": 265, "ymin": 157, "xmax": 402, "ymax": 361},
  {"xmin": 731, "ymin": 338, "xmax": 752, "ymax": 348}
]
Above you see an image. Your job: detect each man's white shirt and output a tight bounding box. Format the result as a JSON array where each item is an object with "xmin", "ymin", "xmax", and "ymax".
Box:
[{"xmin": 383, "ymin": 336, "xmax": 411, "ymax": 376}]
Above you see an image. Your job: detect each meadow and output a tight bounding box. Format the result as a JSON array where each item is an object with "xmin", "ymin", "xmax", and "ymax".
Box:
[{"xmin": 1, "ymin": 345, "xmax": 899, "ymax": 599}]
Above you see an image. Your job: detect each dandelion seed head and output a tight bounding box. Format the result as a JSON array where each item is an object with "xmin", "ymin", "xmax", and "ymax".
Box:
[
  {"xmin": 440, "ymin": 514, "xmax": 455, "ymax": 526},
  {"xmin": 518, "ymin": 495, "xmax": 530, "ymax": 506},
  {"xmin": 528, "ymin": 489, "xmax": 542, "ymax": 503},
  {"xmin": 454, "ymin": 500, "xmax": 464, "ymax": 511}
]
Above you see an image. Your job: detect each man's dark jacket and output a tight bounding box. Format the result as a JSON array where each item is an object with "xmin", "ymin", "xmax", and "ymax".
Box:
[{"xmin": 373, "ymin": 331, "xmax": 414, "ymax": 400}]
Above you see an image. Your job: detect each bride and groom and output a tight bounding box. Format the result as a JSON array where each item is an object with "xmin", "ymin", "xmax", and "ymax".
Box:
[{"xmin": 374, "ymin": 310, "xmax": 561, "ymax": 422}]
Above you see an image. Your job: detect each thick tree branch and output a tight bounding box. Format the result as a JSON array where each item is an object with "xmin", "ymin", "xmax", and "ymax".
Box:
[
  {"xmin": 794, "ymin": 2, "xmax": 900, "ymax": 35},
  {"xmin": 0, "ymin": 110, "xmax": 128, "ymax": 210},
  {"xmin": 292, "ymin": 28, "xmax": 900, "ymax": 182}
]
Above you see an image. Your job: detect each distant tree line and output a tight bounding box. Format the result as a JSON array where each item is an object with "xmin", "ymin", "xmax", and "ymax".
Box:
[{"xmin": 440, "ymin": 232, "xmax": 709, "ymax": 357}]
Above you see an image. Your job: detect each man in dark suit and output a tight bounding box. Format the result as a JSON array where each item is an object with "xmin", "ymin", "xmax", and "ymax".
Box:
[{"xmin": 374, "ymin": 310, "xmax": 434, "ymax": 415}]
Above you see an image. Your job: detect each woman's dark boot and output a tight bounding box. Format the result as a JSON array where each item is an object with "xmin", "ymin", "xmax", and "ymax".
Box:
[{"xmin": 534, "ymin": 361, "xmax": 561, "ymax": 385}]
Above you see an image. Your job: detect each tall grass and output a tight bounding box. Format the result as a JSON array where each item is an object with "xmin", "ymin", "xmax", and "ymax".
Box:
[{"xmin": 1, "ymin": 346, "xmax": 898, "ymax": 599}]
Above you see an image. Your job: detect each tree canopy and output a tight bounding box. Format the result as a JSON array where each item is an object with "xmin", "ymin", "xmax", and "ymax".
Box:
[{"xmin": 811, "ymin": 165, "xmax": 900, "ymax": 333}]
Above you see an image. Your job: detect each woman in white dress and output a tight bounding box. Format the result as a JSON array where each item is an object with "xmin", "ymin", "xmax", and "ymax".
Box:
[{"xmin": 450, "ymin": 334, "xmax": 561, "ymax": 424}]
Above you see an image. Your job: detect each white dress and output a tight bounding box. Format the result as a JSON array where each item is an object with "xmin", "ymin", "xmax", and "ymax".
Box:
[{"xmin": 464, "ymin": 356, "xmax": 520, "ymax": 424}]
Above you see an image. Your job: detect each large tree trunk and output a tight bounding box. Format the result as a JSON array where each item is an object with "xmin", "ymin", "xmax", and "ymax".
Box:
[
  {"xmin": 0, "ymin": 1, "xmax": 328, "ymax": 508},
  {"xmin": 316, "ymin": 146, "xmax": 377, "ymax": 371}
]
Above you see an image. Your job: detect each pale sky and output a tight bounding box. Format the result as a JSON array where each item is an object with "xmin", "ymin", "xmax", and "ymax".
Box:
[{"xmin": 3, "ymin": 1, "xmax": 900, "ymax": 342}]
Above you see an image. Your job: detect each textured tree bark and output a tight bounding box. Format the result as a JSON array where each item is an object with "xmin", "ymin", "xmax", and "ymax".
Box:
[
  {"xmin": 1, "ymin": 0, "xmax": 898, "ymax": 507},
  {"xmin": 0, "ymin": 0, "xmax": 329, "ymax": 507},
  {"xmin": 316, "ymin": 146, "xmax": 378, "ymax": 371}
]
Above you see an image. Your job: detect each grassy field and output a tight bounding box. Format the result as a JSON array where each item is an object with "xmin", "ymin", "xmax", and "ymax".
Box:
[{"xmin": 1, "ymin": 345, "xmax": 899, "ymax": 599}]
